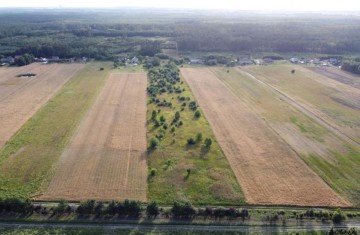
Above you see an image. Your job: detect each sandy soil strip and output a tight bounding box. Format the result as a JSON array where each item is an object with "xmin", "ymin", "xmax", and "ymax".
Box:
[
  {"xmin": 181, "ymin": 68, "xmax": 349, "ymax": 207},
  {"xmin": 40, "ymin": 73, "xmax": 148, "ymax": 201},
  {"xmin": 0, "ymin": 63, "xmax": 85, "ymax": 147}
]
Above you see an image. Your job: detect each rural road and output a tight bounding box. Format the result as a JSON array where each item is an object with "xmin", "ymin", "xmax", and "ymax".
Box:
[
  {"xmin": 1, "ymin": 221, "xmax": 360, "ymax": 233},
  {"xmin": 235, "ymin": 68, "xmax": 360, "ymax": 149}
]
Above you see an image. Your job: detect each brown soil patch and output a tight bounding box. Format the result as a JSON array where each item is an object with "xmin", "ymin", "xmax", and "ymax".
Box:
[
  {"xmin": 0, "ymin": 63, "xmax": 85, "ymax": 147},
  {"xmin": 39, "ymin": 73, "xmax": 148, "ymax": 201},
  {"xmin": 181, "ymin": 67, "xmax": 349, "ymax": 207}
]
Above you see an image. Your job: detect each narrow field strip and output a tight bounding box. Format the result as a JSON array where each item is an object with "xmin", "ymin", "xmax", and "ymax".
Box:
[
  {"xmin": 0, "ymin": 63, "xmax": 85, "ymax": 147},
  {"xmin": 0, "ymin": 63, "xmax": 110, "ymax": 199},
  {"xmin": 40, "ymin": 73, "xmax": 148, "ymax": 202},
  {"xmin": 181, "ymin": 67, "xmax": 349, "ymax": 207}
]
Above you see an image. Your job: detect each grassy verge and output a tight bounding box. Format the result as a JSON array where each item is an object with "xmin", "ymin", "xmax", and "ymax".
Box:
[
  {"xmin": 146, "ymin": 64, "xmax": 244, "ymax": 205},
  {"xmin": 0, "ymin": 62, "xmax": 111, "ymax": 199}
]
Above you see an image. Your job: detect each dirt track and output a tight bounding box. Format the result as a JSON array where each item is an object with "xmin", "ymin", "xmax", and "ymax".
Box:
[
  {"xmin": 40, "ymin": 73, "xmax": 148, "ymax": 201},
  {"xmin": 0, "ymin": 63, "xmax": 84, "ymax": 147},
  {"xmin": 181, "ymin": 68, "xmax": 349, "ymax": 207}
]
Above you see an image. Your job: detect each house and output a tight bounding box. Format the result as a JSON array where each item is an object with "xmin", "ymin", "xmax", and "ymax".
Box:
[
  {"xmin": 34, "ymin": 57, "xmax": 48, "ymax": 63},
  {"xmin": 0, "ymin": 56, "xmax": 15, "ymax": 64},
  {"xmin": 130, "ymin": 57, "xmax": 139, "ymax": 64},
  {"xmin": 311, "ymin": 59, "xmax": 321, "ymax": 65},
  {"xmin": 329, "ymin": 58, "xmax": 341, "ymax": 66},
  {"xmin": 189, "ymin": 59, "xmax": 203, "ymax": 65},
  {"xmin": 238, "ymin": 58, "xmax": 253, "ymax": 66},
  {"xmin": 290, "ymin": 58, "xmax": 299, "ymax": 64},
  {"xmin": 263, "ymin": 58, "xmax": 273, "ymax": 64}
]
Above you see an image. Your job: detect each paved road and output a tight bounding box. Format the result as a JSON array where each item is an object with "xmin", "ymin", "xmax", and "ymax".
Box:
[
  {"xmin": 235, "ymin": 68, "xmax": 360, "ymax": 149},
  {"xmin": 1, "ymin": 221, "xmax": 360, "ymax": 233}
]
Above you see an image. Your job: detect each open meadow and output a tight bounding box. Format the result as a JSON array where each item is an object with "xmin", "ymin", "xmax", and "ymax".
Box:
[
  {"xmin": 181, "ymin": 67, "xmax": 348, "ymax": 207},
  {"xmin": 0, "ymin": 63, "xmax": 85, "ymax": 147},
  {"xmin": 0, "ymin": 63, "xmax": 110, "ymax": 199},
  {"xmin": 40, "ymin": 73, "xmax": 148, "ymax": 201}
]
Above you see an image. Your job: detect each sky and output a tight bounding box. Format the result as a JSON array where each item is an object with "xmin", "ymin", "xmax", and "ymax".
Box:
[{"xmin": 0, "ymin": 0, "xmax": 359, "ymax": 12}]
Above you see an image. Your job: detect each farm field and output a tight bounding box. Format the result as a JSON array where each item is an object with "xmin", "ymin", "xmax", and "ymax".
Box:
[
  {"xmin": 147, "ymin": 65, "xmax": 244, "ymax": 205},
  {"xmin": 308, "ymin": 66, "xmax": 360, "ymax": 89},
  {"xmin": 181, "ymin": 67, "xmax": 348, "ymax": 207},
  {"xmin": 229, "ymin": 65, "xmax": 360, "ymax": 205},
  {"xmin": 40, "ymin": 73, "xmax": 148, "ymax": 201},
  {"xmin": 240, "ymin": 64, "xmax": 360, "ymax": 145},
  {"xmin": 0, "ymin": 63, "xmax": 85, "ymax": 147},
  {"xmin": 0, "ymin": 62, "xmax": 110, "ymax": 199}
]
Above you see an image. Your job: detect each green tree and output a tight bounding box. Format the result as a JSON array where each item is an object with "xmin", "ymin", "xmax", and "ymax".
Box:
[
  {"xmin": 146, "ymin": 201, "xmax": 159, "ymax": 217},
  {"xmin": 194, "ymin": 110, "xmax": 201, "ymax": 118},
  {"xmin": 149, "ymin": 137, "xmax": 159, "ymax": 149},
  {"xmin": 204, "ymin": 138, "xmax": 212, "ymax": 148}
]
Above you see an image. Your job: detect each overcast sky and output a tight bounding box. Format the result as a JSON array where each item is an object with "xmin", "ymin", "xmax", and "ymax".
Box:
[{"xmin": 0, "ymin": 0, "xmax": 359, "ymax": 12}]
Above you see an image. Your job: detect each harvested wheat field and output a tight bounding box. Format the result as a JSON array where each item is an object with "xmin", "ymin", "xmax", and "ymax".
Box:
[
  {"xmin": 181, "ymin": 68, "xmax": 349, "ymax": 207},
  {"xmin": 0, "ymin": 63, "xmax": 85, "ymax": 147},
  {"xmin": 40, "ymin": 73, "xmax": 148, "ymax": 201}
]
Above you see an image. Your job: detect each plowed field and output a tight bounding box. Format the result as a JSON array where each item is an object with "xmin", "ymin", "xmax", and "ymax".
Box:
[
  {"xmin": 181, "ymin": 68, "xmax": 349, "ymax": 207},
  {"xmin": 40, "ymin": 73, "xmax": 147, "ymax": 201}
]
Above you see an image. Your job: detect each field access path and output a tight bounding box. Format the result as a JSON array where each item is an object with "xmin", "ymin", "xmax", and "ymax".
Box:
[
  {"xmin": 40, "ymin": 73, "xmax": 148, "ymax": 201},
  {"xmin": 181, "ymin": 68, "xmax": 349, "ymax": 207},
  {"xmin": 0, "ymin": 63, "xmax": 85, "ymax": 147}
]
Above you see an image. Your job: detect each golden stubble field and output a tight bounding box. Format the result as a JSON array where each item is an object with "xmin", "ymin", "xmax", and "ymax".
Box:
[
  {"xmin": 40, "ymin": 73, "xmax": 148, "ymax": 201},
  {"xmin": 181, "ymin": 67, "xmax": 349, "ymax": 207},
  {"xmin": 0, "ymin": 63, "xmax": 85, "ymax": 147}
]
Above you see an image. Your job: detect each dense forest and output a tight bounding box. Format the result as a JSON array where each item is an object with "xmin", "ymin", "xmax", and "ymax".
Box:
[{"xmin": 0, "ymin": 9, "xmax": 360, "ymax": 60}]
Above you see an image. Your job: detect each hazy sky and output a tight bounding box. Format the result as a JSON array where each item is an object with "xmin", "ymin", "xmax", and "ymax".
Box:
[{"xmin": 0, "ymin": 0, "xmax": 359, "ymax": 12}]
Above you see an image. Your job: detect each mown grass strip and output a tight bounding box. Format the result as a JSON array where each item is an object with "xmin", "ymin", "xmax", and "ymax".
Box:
[
  {"xmin": 146, "ymin": 64, "xmax": 244, "ymax": 205},
  {"xmin": 0, "ymin": 62, "xmax": 111, "ymax": 199}
]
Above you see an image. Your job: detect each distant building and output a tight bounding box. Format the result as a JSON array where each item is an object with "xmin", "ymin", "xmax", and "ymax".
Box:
[
  {"xmin": 0, "ymin": 56, "xmax": 14, "ymax": 64},
  {"xmin": 290, "ymin": 58, "xmax": 299, "ymax": 64},
  {"xmin": 131, "ymin": 57, "xmax": 139, "ymax": 64},
  {"xmin": 263, "ymin": 58, "xmax": 273, "ymax": 64},
  {"xmin": 189, "ymin": 59, "xmax": 203, "ymax": 65},
  {"xmin": 238, "ymin": 58, "xmax": 254, "ymax": 66}
]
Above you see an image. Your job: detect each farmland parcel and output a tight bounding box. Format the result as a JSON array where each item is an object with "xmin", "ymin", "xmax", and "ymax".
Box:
[
  {"xmin": 232, "ymin": 64, "xmax": 360, "ymax": 205},
  {"xmin": 40, "ymin": 73, "xmax": 148, "ymax": 201},
  {"xmin": 181, "ymin": 68, "xmax": 348, "ymax": 207},
  {"xmin": 0, "ymin": 63, "xmax": 108, "ymax": 198},
  {"xmin": 0, "ymin": 63, "xmax": 84, "ymax": 147}
]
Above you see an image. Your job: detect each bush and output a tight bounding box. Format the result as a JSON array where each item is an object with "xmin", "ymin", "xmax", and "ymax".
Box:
[
  {"xmin": 332, "ymin": 208, "xmax": 345, "ymax": 223},
  {"xmin": 204, "ymin": 138, "xmax": 212, "ymax": 148},
  {"xmin": 194, "ymin": 110, "xmax": 201, "ymax": 118},
  {"xmin": 171, "ymin": 201, "xmax": 196, "ymax": 218},
  {"xmin": 55, "ymin": 200, "xmax": 68, "ymax": 214},
  {"xmin": 149, "ymin": 137, "xmax": 159, "ymax": 149},
  {"xmin": 149, "ymin": 168, "xmax": 157, "ymax": 177},
  {"xmin": 187, "ymin": 137, "xmax": 196, "ymax": 145},
  {"xmin": 195, "ymin": 133, "xmax": 202, "ymax": 143},
  {"xmin": 146, "ymin": 201, "xmax": 159, "ymax": 217}
]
